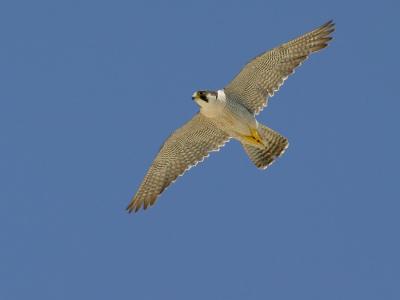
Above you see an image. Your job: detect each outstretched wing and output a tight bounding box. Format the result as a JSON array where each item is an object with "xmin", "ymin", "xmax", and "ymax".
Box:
[
  {"xmin": 224, "ymin": 20, "xmax": 335, "ymax": 115},
  {"xmin": 127, "ymin": 113, "xmax": 230, "ymax": 212}
]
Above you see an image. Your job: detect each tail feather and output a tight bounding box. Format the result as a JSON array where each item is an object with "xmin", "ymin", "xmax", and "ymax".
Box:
[{"xmin": 242, "ymin": 124, "xmax": 288, "ymax": 169}]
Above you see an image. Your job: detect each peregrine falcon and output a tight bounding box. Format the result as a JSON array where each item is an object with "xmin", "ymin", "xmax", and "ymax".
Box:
[{"xmin": 127, "ymin": 20, "xmax": 334, "ymax": 212}]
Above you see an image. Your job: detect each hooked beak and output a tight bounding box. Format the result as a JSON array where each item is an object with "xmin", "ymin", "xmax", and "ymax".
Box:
[{"xmin": 192, "ymin": 92, "xmax": 199, "ymax": 100}]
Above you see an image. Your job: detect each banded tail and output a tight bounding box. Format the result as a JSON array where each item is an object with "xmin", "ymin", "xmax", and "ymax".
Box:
[{"xmin": 242, "ymin": 124, "xmax": 289, "ymax": 169}]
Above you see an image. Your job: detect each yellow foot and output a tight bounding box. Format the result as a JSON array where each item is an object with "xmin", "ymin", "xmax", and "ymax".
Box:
[
  {"xmin": 241, "ymin": 128, "xmax": 265, "ymax": 148},
  {"xmin": 250, "ymin": 128, "xmax": 263, "ymax": 144}
]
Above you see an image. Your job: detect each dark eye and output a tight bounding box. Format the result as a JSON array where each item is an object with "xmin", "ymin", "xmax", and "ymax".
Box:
[{"xmin": 200, "ymin": 94, "xmax": 208, "ymax": 102}]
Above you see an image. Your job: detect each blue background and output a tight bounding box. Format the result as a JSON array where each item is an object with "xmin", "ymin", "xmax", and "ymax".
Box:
[{"xmin": 1, "ymin": 1, "xmax": 399, "ymax": 299}]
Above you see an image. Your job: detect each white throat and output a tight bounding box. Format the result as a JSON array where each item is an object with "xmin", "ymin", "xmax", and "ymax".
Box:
[{"xmin": 199, "ymin": 89, "xmax": 226, "ymax": 118}]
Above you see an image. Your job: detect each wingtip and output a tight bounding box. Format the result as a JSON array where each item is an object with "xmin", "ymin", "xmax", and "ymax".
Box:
[
  {"xmin": 126, "ymin": 205, "xmax": 134, "ymax": 213},
  {"xmin": 313, "ymin": 20, "xmax": 335, "ymax": 51},
  {"xmin": 323, "ymin": 19, "xmax": 335, "ymax": 31},
  {"xmin": 126, "ymin": 202, "xmax": 139, "ymax": 213},
  {"xmin": 126, "ymin": 198, "xmax": 154, "ymax": 213},
  {"xmin": 324, "ymin": 19, "xmax": 335, "ymax": 26}
]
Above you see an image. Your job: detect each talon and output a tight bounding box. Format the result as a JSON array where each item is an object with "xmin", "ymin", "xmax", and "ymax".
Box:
[
  {"xmin": 239, "ymin": 129, "xmax": 265, "ymax": 149},
  {"xmin": 250, "ymin": 128, "xmax": 264, "ymax": 146}
]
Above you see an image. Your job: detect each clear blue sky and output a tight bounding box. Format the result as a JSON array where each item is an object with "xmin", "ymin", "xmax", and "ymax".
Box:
[{"xmin": 1, "ymin": 1, "xmax": 399, "ymax": 299}]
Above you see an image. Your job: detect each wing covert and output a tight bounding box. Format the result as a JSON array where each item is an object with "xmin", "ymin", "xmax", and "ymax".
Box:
[
  {"xmin": 224, "ymin": 20, "xmax": 335, "ymax": 114},
  {"xmin": 127, "ymin": 113, "xmax": 229, "ymax": 212}
]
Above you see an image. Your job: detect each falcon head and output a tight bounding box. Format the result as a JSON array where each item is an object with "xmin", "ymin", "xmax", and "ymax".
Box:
[{"xmin": 192, "ymin": 90, "xmax": 218, "ymax": 107}]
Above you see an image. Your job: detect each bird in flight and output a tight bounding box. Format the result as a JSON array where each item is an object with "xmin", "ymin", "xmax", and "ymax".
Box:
[{"xmin": 127, "ymin": 20, "xmax": 335, "ymax": 213}]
